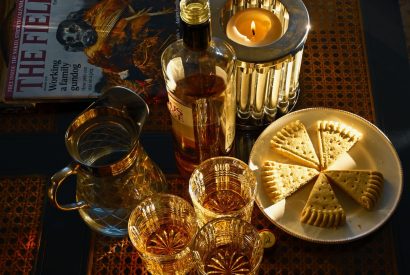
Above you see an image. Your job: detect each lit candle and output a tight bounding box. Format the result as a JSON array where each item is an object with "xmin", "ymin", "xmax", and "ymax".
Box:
[{"xmin": 226, "ymin": 8, "xmax": 282, "ymax": 47}]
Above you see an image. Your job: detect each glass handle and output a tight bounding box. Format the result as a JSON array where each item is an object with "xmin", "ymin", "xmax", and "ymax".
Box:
[{"xmin": 49, "ymin": 162, "xmax": 88, "ymax": 211}]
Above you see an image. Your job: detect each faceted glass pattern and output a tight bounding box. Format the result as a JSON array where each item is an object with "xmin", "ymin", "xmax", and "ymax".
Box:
[
  {"xmin": 128, "ymin": 194, "xmax": 198, "ymax": 274},
  {"xmin": 192, "ymin": 217, "xmax": 264, "ymax": 275}
]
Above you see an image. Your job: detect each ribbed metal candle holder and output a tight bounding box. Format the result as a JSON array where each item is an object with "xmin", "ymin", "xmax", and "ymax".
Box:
[{"xmin": 211, "ymin": 0, "xmax": 310, "ymax": 129}]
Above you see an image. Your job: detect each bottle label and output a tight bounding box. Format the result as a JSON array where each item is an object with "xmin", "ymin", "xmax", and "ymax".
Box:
[
  {"xmin": 167, "ymin": 93, "xmax": 195, "ymax": 140},
  {"xmin": 167, "ymin": 93, "xmax": 194, "ymax": 126}
]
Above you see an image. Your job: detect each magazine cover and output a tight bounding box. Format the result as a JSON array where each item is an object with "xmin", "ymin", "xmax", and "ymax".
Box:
[{"xmin": 2, "ymin": 0, "xmax": 177, "ymax": 104}]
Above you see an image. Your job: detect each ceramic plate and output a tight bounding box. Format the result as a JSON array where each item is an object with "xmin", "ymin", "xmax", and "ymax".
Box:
[{"xmin": 248, "ymin": 108, "xmax": 403, "ymax": 243}]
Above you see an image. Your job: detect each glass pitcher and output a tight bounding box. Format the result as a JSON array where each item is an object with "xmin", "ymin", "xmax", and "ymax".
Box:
[{"xmin": 49, "ymin": 87, "xmax": 167, "ymax": 237}]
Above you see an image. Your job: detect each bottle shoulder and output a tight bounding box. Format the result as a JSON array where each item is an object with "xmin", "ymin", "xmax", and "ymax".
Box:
[
  {"xmin": 161, "ymin": 37, "xmax": 236, "ymax": 98},
  {"xmin": 162, "ymin": 38, "xmax": 236, "ymax": 60}
]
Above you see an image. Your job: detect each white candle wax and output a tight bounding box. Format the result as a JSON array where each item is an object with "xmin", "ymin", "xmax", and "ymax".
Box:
[{"xmin": 226, "ymin": 8, "xmax": 282, "ymax": 47}]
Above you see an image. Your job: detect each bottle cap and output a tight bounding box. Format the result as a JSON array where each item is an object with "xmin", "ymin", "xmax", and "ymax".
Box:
[{"xmin": 180, "ymin": 0, "xmax": 210, "ymax": 25}]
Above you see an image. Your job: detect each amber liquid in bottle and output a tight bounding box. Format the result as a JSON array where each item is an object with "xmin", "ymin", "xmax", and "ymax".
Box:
[{"xmin": 169, "ymin": 73, "xmax": 233, "ymax": 176}]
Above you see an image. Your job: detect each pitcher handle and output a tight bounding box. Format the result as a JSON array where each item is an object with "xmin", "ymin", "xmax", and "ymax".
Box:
[{"xmin": 48, "ymin": 162, "xmax": 88, "ymax": 211}]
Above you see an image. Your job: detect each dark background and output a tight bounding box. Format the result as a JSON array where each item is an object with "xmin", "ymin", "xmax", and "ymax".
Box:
[{"xmin": 361, "ymin": 0, "xmax": 410, "ymax": 274}]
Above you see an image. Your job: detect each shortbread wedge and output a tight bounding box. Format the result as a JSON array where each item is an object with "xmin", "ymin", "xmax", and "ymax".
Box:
[
  {"xmin": 317, "ymin": 120, "xmax": 361, "ymax": 169},
  {"xmin": 324, "ymin": 170, "xmax": 384, "ymax": 210},
  {"xmin": 300, "ymin": 173, "xmax": 346, "ymax": 228},
  {"xmin": 270, "ymin": 120, "xmax": 320, "ymax": 169},
  {"xmin": 262, "ymin": 160, "xmax": 320, "ymax": 204}
]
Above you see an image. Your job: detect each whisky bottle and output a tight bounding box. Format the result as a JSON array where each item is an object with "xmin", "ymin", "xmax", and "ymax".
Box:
[{"xmin": 161, "ymin": 0, "xmax": 236, "ymax": 177}]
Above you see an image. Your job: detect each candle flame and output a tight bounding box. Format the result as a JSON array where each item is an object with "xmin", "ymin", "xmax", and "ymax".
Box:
[{"xmin": 251, "ymin": 20, "xmax": 256, "ymax": 36}]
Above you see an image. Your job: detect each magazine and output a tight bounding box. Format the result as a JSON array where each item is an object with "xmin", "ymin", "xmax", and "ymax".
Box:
[{"xmin": 1, "ymin": 0, "xmax": 177, "ymax": 104}]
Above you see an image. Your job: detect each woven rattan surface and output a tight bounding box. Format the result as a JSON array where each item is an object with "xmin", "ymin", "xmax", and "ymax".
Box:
[
  {"xmin": 0, "ymin": 176, "xmax": 46, "ymax": 274},
  {"xmin": 296, "ymin": 0, "xmax": 375, "ymax": 122},
  {"xmin": 0, "ymin": 105, "xmax": 56, "ymax": 133}
]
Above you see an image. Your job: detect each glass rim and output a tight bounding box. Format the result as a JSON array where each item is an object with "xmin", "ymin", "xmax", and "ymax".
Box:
[
  {"xmin": 188, "ymin": 156, "xmax": 257, "ymax": 215},
  {"xmin": 193, "ymin": 156, "xmax": 249, "ymax": 169}
]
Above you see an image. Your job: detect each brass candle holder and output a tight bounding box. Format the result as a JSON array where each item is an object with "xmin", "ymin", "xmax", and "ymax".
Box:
[{"xmin": 211, "ymin": 0, "xmax": 310, "ymax": 129}]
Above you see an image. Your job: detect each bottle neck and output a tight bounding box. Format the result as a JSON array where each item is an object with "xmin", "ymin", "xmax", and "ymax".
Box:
[{"xmin": 181, "ymin": 19, "xmax": 211, "ymax": 51}]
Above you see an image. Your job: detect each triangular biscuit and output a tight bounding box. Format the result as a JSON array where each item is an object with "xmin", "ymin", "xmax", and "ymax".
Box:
[
  {"xmin": 317, "ymin": 120, "xmax": 361, "ymax": 169},
  {"xmin": 300, "ymin": 173, "xmax": 346, "ymax": 227},
  {"xmin": 324, "ymin": 170, "xmax": 384, "ymax": 210},
  {"xmin": 262, "ymin": 160, "xmax": 319, "ymax": 204},
  {"xmin": 270, "ymin": 120, "xmax": 320, "ymax": 169}
]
